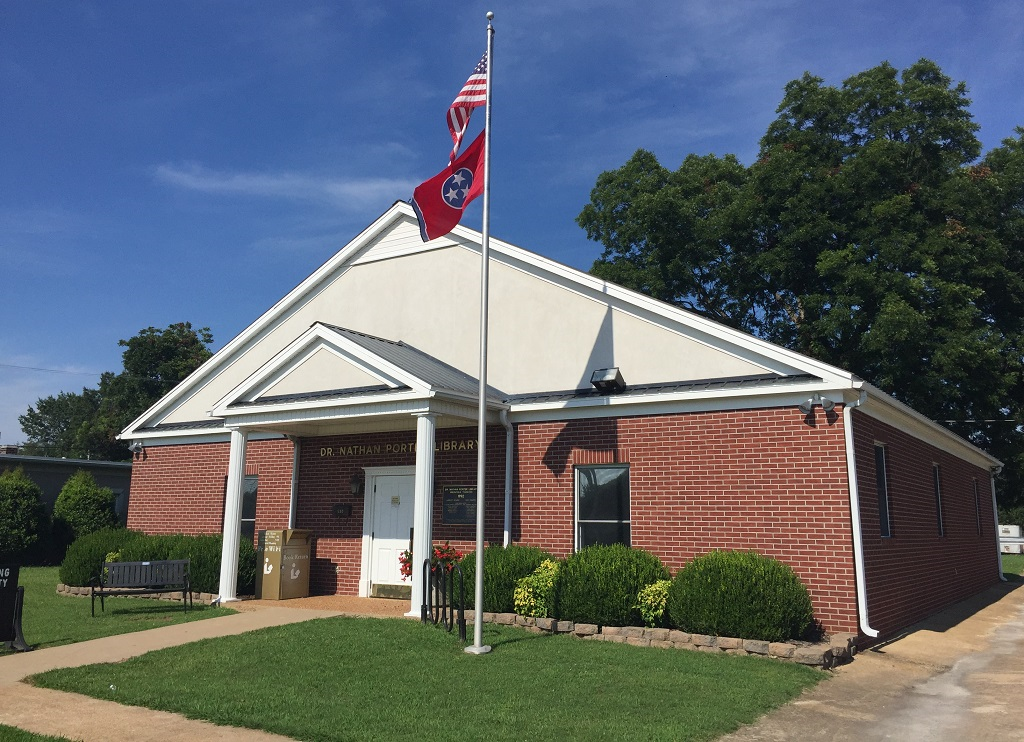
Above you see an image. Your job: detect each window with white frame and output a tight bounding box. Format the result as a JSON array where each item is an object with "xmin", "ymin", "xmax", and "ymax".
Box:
[
  {"xmin": 874, "ymin": 444, "xmax": 891, "ymax": 538},
  {"xmin": 575, "ymin": 465, "xmax": 630, "ymax": 548}
]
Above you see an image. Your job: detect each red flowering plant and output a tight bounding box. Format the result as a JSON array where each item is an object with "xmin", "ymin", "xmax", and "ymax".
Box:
[
  {"xmin": 398, "ymin": 541, "xmax": 464, "ymax": 581},
  {"xmin": 398, "ymin": 549, "xmax": 413, "ymax": 581}
]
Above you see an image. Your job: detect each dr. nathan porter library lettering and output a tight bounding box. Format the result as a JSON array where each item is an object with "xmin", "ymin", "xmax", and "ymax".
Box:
[
  {"xmin": 122, "ymin": 202, "xmax": 1003, "ymax": 644},
  {"xmin": 320, "ymin": 438, "xmax": 477, "ymax": 457}
]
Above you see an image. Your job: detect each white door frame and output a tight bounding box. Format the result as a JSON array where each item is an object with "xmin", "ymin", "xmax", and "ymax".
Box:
[{"xmin": 358, "ymin": 465, "xmax": 416, "ymax": 597}]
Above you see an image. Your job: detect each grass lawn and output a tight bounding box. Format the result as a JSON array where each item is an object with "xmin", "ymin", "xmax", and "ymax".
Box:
[
  {"xmin": 1002, "ymin": 552, "xmax": 1024, "ymax": 578},
  {"xmin": 0, "ymin": 725, "xmax": 70, "ymax": 742},
  {"xmin": 29, "ymin": 617, "xmax": 823, "ymax": 742},
  {"xmin": 0, "ymin": 567, "xmax": 236, "ymax": 654}
]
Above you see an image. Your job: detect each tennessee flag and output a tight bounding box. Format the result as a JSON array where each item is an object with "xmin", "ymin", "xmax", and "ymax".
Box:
[{"xmin": 410, "ymin": 130, "xmax": 485, "ymax": 242}]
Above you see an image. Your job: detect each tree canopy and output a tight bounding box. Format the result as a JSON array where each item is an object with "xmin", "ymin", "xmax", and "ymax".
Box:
[
  {"xmin": 19, "ymin": 322, "xmax": 213, "ymax": 461},
  {"xmin": 578, "ymin": 59, "xmax": 1024, "ymax": 505}
]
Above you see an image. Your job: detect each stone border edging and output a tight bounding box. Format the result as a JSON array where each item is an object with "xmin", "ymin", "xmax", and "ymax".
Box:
[
  {"xmin": 466, "ymin": 610, "xmax": 857, "ymax": 669},
  {"xmin": 56, "ymin": 583, "xmax": 220, "ymax": 606}
]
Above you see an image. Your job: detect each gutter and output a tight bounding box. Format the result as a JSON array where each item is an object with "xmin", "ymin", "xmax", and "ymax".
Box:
[
  {"xmin": 843, "ymin": 389, "xmax": 879, "ymax": 638},
  {"xmin": 501, "ymin": 409, "xmax": 514, "ymax": 546},
  {"xmin": 992, "ymin": 465, "xmax": 1006, "ymax": 581},
  {"xmin": 288, "ymin": 436, "xmax": 300, "ymax": 528}
]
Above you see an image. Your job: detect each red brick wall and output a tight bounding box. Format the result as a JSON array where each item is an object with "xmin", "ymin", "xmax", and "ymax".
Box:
[
  {"xmin": 515, "ymin": 408, "xmax": 860, "ymax": 634},
  {"xmin": 127, "ymin": 438, "xmax": 293, "ymax": 539},
  {"xmin": 294, "ymin": 427, "xmax": 507, "ymax": 596},
  {"xmin": 852, "ymin": 411, "xmax": 999, "ymax": 636}
]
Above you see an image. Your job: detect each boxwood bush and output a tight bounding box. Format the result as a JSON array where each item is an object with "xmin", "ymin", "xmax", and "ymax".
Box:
[
  {"xmin": 554, "ymin": 544, "xmax": 669, "ymax": 627},
  {"xmin": 513, "ymin": 558, "xmax": 560, "ymax": 618},
  {"xmin": 667, "ymin": 550, "xmax": 815, "ymax": 642},
  {"xmin": 0, "ymin": 466, "xmax": 48, "ymax": 562},
  {"xmin": 58, "ymin": 528, "xmax": 142, "ymax": 586},
  {"xmin": 458, "ymin": 543, "xmax": 552, "ymax": 612},
  {"xmin": 52, "ymin": 470, "xmax": 118, "ymax": 541}
]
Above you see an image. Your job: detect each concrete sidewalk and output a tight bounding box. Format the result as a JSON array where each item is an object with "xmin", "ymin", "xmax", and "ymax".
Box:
[
  {"xmin": 722, "ymin": 577, "xmax": 1024, "ymax": 741},
  {"xmin": 0, "ymin": 605, "xmax": 347, "ymax": 741}
]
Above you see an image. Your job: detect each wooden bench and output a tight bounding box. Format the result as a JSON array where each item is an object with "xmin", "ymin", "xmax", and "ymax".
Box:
[{"xmin": 91, "ymin": 560, "xmax": 192, "ymax": 617}]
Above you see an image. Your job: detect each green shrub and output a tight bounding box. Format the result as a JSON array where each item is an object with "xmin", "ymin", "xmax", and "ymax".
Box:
[
  {"xmin": 120, "ymin": 533, "xmax": 256, "ymax": 594},
  {"xmin": 58, "ymin": 528, "xmax": 142, "ymax": 586},
  {"xmin": 60, "ymin": 530, "xmax": 256, "ymax": 595},
  {"xmin": 458, "ymin": 543, "xmax": 552, "ymax": 612},
  {"xmin": 667, "ymin": 550, "xmax": 815, "ymax": 642},
  {"xmin": 52, "ymin": 470, "xmax": 118, "ymax": 541},
  {"xmin": 554, "ymin": 544, "xmax": 669, "ymax": 627},
  {"xmin": 0, "ymin": 467, "xmax": 48, "ymax": 562},
  {"xmin": 636, "ymin": 579, "xmax": 671, "ymax": 628},
  {"xmin": 514, "ymin": 559, "xmax": 560, "ymax": 617}
]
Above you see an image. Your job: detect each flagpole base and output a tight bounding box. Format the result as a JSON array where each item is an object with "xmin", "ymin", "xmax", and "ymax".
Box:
[{"xmin": 464, "ymin": 644, "xmax": 492, "ymax": 655}]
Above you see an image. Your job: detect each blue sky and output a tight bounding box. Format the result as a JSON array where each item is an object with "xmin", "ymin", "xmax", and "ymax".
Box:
[{"xmin": 2, "ymin": 1, "xmax": 1022, "ymax": 446}]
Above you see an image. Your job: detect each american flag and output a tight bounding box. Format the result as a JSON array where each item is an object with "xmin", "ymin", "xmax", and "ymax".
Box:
[{"xmin": 447, "ymin": 52, "xmax": 488, "ymax": 163}]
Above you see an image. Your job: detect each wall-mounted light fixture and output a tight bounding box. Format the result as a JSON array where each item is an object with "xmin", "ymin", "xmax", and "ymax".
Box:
[
  {"xmin": 349, "ymin": 471, "xmax": 364, "ymax": 496},
  {"xmin": 128, "ymin": 441, "xmax": 145, "ymax": 460},
  {"xmin": 591, "ymin": 367, "xmax": 626, "ymax": 394},
  {"xmin": 799, "ymin": 393, "xmax": 836, "ymax": 414}
]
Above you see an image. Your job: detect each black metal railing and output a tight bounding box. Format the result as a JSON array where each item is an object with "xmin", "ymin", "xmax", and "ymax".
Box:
[{"xmin": 420, "ymin": 559, "xmax": 467, "ymax": 642}]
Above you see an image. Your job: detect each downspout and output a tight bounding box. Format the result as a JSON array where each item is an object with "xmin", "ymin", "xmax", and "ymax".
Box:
[
  {"xmin": 501, "ymin": 409, "xmax": 513, "ymax": 546},
  {"xmin": 288, "ymin": 436, "xmax": 300, "ymax": 529},
  {"xmin": 991, "ymin": 466, "xmax": 1005, "ymax": 581},
  {"xmin": 843, "ymin": 390, "xmax": 879, "ymax": 638}
]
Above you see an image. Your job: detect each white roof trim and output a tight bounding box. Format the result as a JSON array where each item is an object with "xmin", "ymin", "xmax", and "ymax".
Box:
[{"xmin": 209, "ymin": 323, "xmax": 432, "ymax": 418}]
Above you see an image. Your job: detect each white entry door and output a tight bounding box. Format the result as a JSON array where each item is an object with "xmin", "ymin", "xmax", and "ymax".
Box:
[{"xmin": 368, "ymin": 474, "xmax": 415, "ymax": 588}]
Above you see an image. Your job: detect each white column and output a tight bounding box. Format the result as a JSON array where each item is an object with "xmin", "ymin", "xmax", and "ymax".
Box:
[
  {"xmin": 408, "ymin": 413, "xmax": 437, "ymax": 617},
  {"xmin": 218, "ymin": 428, "xmax": 247, "ymax": 603}
]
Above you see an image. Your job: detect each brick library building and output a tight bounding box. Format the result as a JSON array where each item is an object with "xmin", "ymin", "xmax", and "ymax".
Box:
[{"xmin": 121, "ymin": 202, "xmax": 1003, "ymax": 641}]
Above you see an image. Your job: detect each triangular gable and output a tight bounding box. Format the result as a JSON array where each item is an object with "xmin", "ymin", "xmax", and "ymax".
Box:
[
  {"xmin": 210, "ymin": 324, "xmax": 431, "ymax": 417},
  {"xmin": 123, "ymin": 201, "xmax": 854, "ymax": 436}
]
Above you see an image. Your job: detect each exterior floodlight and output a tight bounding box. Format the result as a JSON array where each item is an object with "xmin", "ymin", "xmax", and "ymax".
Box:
[
  {"xmin": 799, "ymin": 394, "xmax": 836, "ymax": 414},
  {"xmin": 128, "ymin": 441, "xmax": 144, "ymax": 454},
  {"xmin": 590, "ymin": 367, "xmax": 626, "ymax": 394}
]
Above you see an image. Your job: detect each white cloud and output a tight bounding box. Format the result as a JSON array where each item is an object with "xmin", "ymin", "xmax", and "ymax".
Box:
[{"xmin": 154, "ymin": 163, "xmax": 417, "ymax": 212}]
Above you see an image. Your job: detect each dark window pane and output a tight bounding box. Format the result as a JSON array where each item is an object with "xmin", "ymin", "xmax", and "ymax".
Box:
[
  {"xmin": 242, "ymin": 476, "xmax": 258, "ymax": 520},
  {"xmin": 578, "ymin": 521, "xmax": 630, "ymax": 548},
  {"xmin": 577, "ymin": 467, "xmax": 629, "ymax": 521},
  {"xmin": 874, "ymin": 445, "xmax": 891, "ymax": 538},
  {"xmin": 241, "ymin": 519, "xmax": 256, "ymax": 543}
]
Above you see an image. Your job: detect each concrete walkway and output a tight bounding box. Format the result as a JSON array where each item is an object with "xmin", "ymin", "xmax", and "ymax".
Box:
[
  {"xmin": 2, "ymin": 583, "xmax": 1023, "ymax": 741},
  {"xmin": 722, "ymin": 577, "xmax": 1024, "ymax": 741}
]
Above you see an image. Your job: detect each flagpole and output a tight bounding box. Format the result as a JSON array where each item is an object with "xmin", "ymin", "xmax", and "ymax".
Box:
[{"xmin": 466, "ymin": 10, "xmax": 494, "ymax": 656}]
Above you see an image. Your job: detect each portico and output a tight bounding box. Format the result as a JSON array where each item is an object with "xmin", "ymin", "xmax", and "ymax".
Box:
[{"xmin": 208, "ymin": 323, "xmax": 505, "ymax": 615}]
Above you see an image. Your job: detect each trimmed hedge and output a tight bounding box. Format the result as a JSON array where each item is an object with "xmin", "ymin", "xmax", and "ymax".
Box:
[
  {"xmin": 667, "ymin": 550, "xmax": 815, "ymax": 642},
  {"xmin": 458, "ymin": 544, "xmax": 552, "ymax": 612},
  {"xmin": 58, "ymin": 528, "xmax": 143, "ymax": 586},
  {"xmin": 52, "ymin": 470, "xmax": 118, "ymax": 540},
  {"xmin": 60, "ymin": 530, "xmax": 257, "ymax": 595},
  {"xmin": 554, "ymin": 544, "xmax": 669, "ymax": 627},
  {"xmin": 0, "ymin": 466, "xmax": 48, "ymax": 562}
]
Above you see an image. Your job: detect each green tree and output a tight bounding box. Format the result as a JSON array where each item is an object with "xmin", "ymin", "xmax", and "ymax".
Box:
[
  {"xmin": 52, "ymin": 470, "xmax": 119, "ymax": 540},
  {"xmin": 19, "ymin": 322, "xmax": 214, "ymax": 461},
  {"xmin": 578, "ymin": 59, "xmax": 1024, "ymax": 505},
  {"xmin": 0, "ymin": 467, "xmax": 47, "ymax": 561}
]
